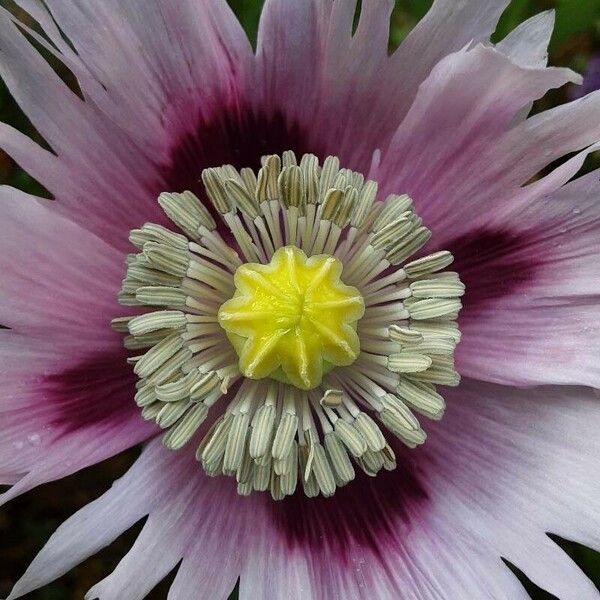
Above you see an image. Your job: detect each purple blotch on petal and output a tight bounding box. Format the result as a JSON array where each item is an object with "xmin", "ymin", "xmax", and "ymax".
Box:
[
  {"xmin": 164, "ymin": 106, "xmax": 322, "ymax": 197},
  {"xmin": 446, "ymin": 229, "xmax": 539, "ymax": 310},
  {"xmin": 270, "ymin": 442, "xmax": 429, "ymax": 562},
  {"xmin": 47, "ymin": 350, "xmax": 139, "ymax": 433}
]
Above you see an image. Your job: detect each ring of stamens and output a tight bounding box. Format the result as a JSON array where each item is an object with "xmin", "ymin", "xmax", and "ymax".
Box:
[{"xmin": 113, "ymin": 150, "xmax": 464, "ymax": 500}]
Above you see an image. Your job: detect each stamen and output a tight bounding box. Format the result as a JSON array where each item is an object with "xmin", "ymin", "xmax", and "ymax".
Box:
[{"xmin": 115, "ymin": 151, "xmax": 463, "ymax": 499}]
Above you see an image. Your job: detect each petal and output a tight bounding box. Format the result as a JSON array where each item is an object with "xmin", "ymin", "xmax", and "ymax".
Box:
[
  {"xmin": 453, "ymin": 169, "xmax": 600, "ymax": 387},
  {"xmin": 1, "ymin": 1, "xmax": 253, "ymax": 250},
  {"xmin": 0, "ymin": 187, "xmax": 125, "ymax": 341},
  {"xmin": 0, "ymin": 331, "xmax": 154, "ymax": 499},
  {"xmin": 8, "ymin": 437, "xmax": 260, "ymax": 600},
  {"xmin": 496, "ymin": 10, "xmax": 554, "ymax": 68},
  {"xmin": 9, "ymin": 381, "xmax": 600, "ymax": 599},
  {"xmin": 255, "ymin": 0, "xmax": 510, "ymax": 172},
  {"xmin": 261, "ymin": 381, "xmax": 600, "ymax": 599},
  {"xmin": 376, "ymin": 44, "xmax": 587, "ymax": 233}
]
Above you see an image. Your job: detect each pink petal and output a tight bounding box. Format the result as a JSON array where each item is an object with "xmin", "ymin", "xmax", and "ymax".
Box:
[
  {"xmin": 0, "ymin": 187, "xmax": 126, "ymax": 340},
  {"xmin": 255, "ymin": 0, "xmax": 510, "ymax": 172},
  {"xmin": 496, "ymin": 10, "xmax": 555, "ymax": 68},
  {"xmin": 8, "ymin": 437, "xmax": 259, "ymax": 600},
  {"xmin": 454, "ymin": 169, "xmax": 600, "ymax": 386},
  {"xmin": 0, "ymin": 1, "xmax": 253, "ymax": 251},
  {"xmin": 376, "ymin": 44, "xmax": 583, "ymax": 229},
  {"xmin": 9, "ymin": 381, "xmax": 600, "ymax": 599},
  {"xmin": 0, "ymin": 331, "xmax": 154, "ymax": 500}
]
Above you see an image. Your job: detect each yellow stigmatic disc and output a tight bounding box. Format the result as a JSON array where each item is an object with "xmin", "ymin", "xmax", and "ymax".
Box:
[{"xmin": 217, "ymin": 246, "xmax": 365, "ymax": 390}]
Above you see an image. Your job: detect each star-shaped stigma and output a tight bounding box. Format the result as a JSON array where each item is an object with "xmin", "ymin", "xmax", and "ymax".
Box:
[{"xmin": 218, "ymin": 246, "xmax": 365, "ymax": 389}]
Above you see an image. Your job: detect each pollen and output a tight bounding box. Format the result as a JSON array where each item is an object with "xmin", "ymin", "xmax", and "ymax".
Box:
[{"xmin": 218, "ymin": 246, "xmax": 364, "ymax": 390}]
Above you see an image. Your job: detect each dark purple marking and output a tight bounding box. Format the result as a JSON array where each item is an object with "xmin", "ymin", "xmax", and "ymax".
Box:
[
  {"xmin": 270, "ymin": 441, "xmax": 429, "ymax": 561},
  {"xmin": 445, "ymin": 228, "xmax": 539, "ymax": 310},
  {"xmin": 47, "ymin": 350, "xmax": 139, "ymax": 433},
  {"xmin": 164, "ymin": 106, "xmax": 321, "ymax": 197}
]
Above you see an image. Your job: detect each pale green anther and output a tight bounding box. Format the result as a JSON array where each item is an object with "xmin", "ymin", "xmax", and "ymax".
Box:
[
  {"xmin": 127, "ymin": 264, "xmax": 181, "ymax": 286},
  {"xmin": 388, "ymin": 325, "xmax": 423, "ymax": 344},
  {"xmin": 236, "ymin": 443, "xmax": 254, "ymax": 484},
  {"xmin": 379, "ymin": 410, "xmax": 427, "ymax": 447},
  {"xmin": 354, "ymin": 412, "xmax": 386, "ymax": 452},
  {"xmin": 278, "ymin": 165, "xmax": 304, "ymax": 209},
  {"xmin": 155, "ymin": 400, "xmax": 190, "ymax": 429},
  {"xmin": 320, "ymin": 188, "xmax": 344, "ymax": 221},
  {"xmin": 143, "ymin": 242, "xmax": 189, "ymax": 277},
  {"xmin": 225, "ymin": 178, "xmax": 260, "ymax": 219},
  {"xmin": 271, "ymin": 413, "xmax": 299, "ymax": 461},
  {"xmin": 381, "ymin": 444, "xmax": 397, "ymax": 471},
  {"xmin": 158, "ymin": 191, "xmax": 215, "ymax": 237},
  {"xmin": 410, "ymin": 320, "xmax": 461, "ymax": 342},
  {"xmin": 136, "ymin": 285, "xmax": 187, "ymax": 307},
  {"xmin": 380, "ymin": 394, "xmax": 420, "ymax": 430},
  {"xmin": 155, "ymin": 369, "xmax": 201, "ymax": 402},
  {"xmin": 134, "ymin": 333, "xmax": 183, "ymax": 377},
  {"xmin": 280, "ymin": 442, "xmax": 299, "ymax": 496},
  {"xmin": 129, "ymin": 223, "xmax": 188, "ymax": 250},
  {"xmin": 249, "ymin": 404, "xmax": 276, "ymax": 459},
  {"xmin": 200, "ymin": 414, "xmax": 232, "ymax": 466},
  {"xmin": 370, "ymin": 216, "xmax": 413, "ymax": 250},
  {"xmin": 298, "ymin": 445, "xmax": 319, "ymax": 497},
  {"xmin": 124, "ymin": 329, "xmax": 171, "ymax": 350},
  {"xmin": 350, "ymin": 180, "xmax": 377, "ymax": 228},
  {"xmin": 359, "ymin": 448, "xmax": 385, "ymax": 476},
  {"xmin": 111, "ymin": 316, "xmax": 132, "ymax": 332},
  {"xmin": 141, "ymin": 402, "xmax": 162, "ymax": 421},
  {"xmin": 406, "ymin": 298, "xmax": 463, "ymax": 320},
  {"xmin": 312, "ymin": 443, "xmax": 336, "ymax": 497},
  {"xmin": 282, "ymin": 150, "xmax": 297, "ymax": 167},
  {"xmin": 318, "ymin": 156, "xmax": 340, "ymax": 201},
  {"xmin": 407, "ymin": 337, "xmax": 457, "ymax": 356},
  {"xmin": 201, "ymin": 168, "xmax": 233, "ymax": 214},
  {"xmin": 387, "ymin": 227, "xmax": 432, "ymax": 265},
  {"xmin": 373, "ymin": 194, "xmax": 413, "ymax": 230},
  {"xmin": 388, "ymin": 352, "xmax": 433, "ymax": 374},
  {"xmin": 237, "ymin": 480, "xmax": 253, "ymax": 496},
  {"xmin": 270, "ymin": 472, "xmax": 284, "ymax": 501},
  {"xmin": 320, "ymin": 388, "xmax": 343, "ymax": 408},
  {"xmin": 134, "ymin": 384, "xmax": 157, "ymax": 407},
  {"xmin": 397, "ymin": 378, "xmax": 445, "ymax": 420},
  {"xmin": 300, "ymin": 153, "xmax": 319, "ymax": 204},
  {"xmin": 128, "ymin": 310, "xmax": 187, "ymax": 337},
  {"xmin": 332, "ymin": 188, "xmax": 355, "ymax": 227},
  {"xmin": 256, "ymin": 155, "xmax": 280, "ymax": 202},
  {"xmin": 162, "ymin": 403, "xmax": 209, "ymax": 450},
  {"xmin": 145, "ymin": 348, "xmax": 192, "ymax": 386},
  {"xmin": 240, "ymin": 167, "xmax": 257, "ymax": 196},
  {"xmin": 404, "ymin": 251, "xmax": 454, "ymax": 278},
  {"xmin": 324, "ymin": 433, "xmax": 355, "ymax": 484},
  {"xmin": 190, "ymin": 371, "xmax": 221, "ymax": 402},
  {"xmin": 117, "ymin": 292, "xmax": 139, "ymax": 308},
  {"xmin": 334, "ymin": 419, "xmax": 367, "ymax": 457},
  {"xmin": 410, "ymin": 278, "xmax": 466, "ymax": 299},
  {"xmin": 223, "ymin": 412, "xmax": 250, "ymax": 473},
  {"xmin": 253, "ymin": 459, "xmax": 272, "ymax": 492},
  {"xmin": 409, "ymin": 357, "xmax": 460, "ymax": 386}
]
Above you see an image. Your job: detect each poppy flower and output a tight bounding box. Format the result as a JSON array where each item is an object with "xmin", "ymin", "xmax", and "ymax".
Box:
[{"xmin": 1, "ymin": 1, "xmax": 599, "ymax": 599}]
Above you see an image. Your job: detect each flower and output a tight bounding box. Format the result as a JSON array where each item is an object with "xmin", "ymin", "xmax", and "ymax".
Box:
[{"xmin": 1, "ymin": 1, "xmax": 599, "ymax": 599}]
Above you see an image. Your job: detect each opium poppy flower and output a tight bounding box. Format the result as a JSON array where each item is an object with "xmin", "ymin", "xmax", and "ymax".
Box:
[{"xmin": 1, "ymin": 1, "xmax": 599, "ymax": 599}]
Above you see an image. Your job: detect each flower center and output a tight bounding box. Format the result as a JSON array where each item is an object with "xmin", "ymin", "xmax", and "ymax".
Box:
[
  {"xmin": 218, "ymin": 246, "xmax": 364, "ymax": 390},
  {"xmin": 113, "ymin": 150, "xmax": 464, "ymax": 500}
]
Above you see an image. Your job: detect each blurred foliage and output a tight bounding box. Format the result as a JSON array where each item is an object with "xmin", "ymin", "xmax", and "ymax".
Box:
[{"xmin": 1, "ymin": 1, "xmax": 599, "ymax": 599}]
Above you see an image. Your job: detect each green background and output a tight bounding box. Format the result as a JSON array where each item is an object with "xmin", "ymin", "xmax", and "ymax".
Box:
[{"xmin": 1, "ymin": 1, "xmax": 599, "ymax": 598}]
